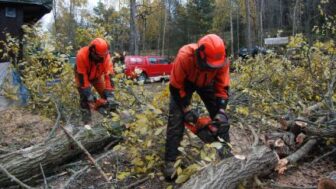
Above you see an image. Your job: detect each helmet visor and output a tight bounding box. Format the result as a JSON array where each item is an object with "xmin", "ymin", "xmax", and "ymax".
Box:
[{"xmin": 206, "ymin": 55, "xmax": 226, "ymax": 68}]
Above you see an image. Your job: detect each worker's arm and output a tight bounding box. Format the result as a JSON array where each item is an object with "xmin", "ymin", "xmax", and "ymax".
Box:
[{"xmin": 214, "ymin": 59, "xmax": 230, "ymax": 109}]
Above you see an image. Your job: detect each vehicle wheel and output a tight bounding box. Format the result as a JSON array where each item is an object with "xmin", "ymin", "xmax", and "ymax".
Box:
[{"xmin": 138, "ymin": 72, "xmax": 147, "ymax": 83}]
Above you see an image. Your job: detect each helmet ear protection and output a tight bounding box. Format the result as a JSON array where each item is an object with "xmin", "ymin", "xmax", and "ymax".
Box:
[
  {"xmin": 196, "ymin": 44, "xmax": 212, "ymax": 70},
  {"xmin": 89, "ymin": 45, "xmax": 104, "ymax": 63},
  {"xmin": 89, "ymin": 45, "xmax": 95, "ymax": 53},
  {"xmin": 198, "ymin": 45, "xmax": 206, "ymax": 59}
]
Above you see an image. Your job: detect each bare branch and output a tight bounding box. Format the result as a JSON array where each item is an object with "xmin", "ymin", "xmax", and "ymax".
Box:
[
  {"xmin": 310, "ymin": 147, "xmax": 336, "ymax": 165},
  {"xmin": 247, "ymin": 125, "xmax": 259, "ymax": 147},
  {"xmin": 286, "ymin": 138, "xmax": 317, "ymax": 164},
  {"xmin": 45, "ymin": 100, "xmax": 62, "ymax": 141},
  {"xmin": 122, "ymin": 176, "xmax": 150, "ymax": 189},
  {"xmin": 60, "ymin": 125, "xmax": 110, "ymax": 183},
  {"xmin": 40, "ymin": 163, "xmax": 48, "ymax": 189},
  {"xmin": 269, "ymin": 182, "xmax": 316, "ymax": 189},
  {"xmin": 63, "ymin": 150, "xmax": 121, "ymax": 188}
]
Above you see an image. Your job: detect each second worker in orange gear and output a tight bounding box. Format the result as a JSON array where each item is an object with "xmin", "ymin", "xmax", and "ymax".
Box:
[{"xmin": 75, "ymin": 38, "xmax": 118, "ymax": 124}]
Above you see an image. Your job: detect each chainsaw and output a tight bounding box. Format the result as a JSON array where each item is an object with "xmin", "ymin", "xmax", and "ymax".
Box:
[
  {"xmin": 89, "ymin": 98, "xmax": 118, "ymax": 116},
  {"xmin": 184, "ymin": 116, "xmax": 227, "ymax": 143}
]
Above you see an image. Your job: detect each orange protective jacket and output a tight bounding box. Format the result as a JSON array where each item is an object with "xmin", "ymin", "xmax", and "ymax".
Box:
[
  {"xmin": 170, "ymin": 44, "xmax": 230, "ymax": 100},
  {"xmin": 75, "ymin": 46, "xmax": 114, "ymax": 91}
]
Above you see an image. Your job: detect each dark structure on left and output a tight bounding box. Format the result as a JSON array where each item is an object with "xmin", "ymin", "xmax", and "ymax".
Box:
[{"xmin": 0, "ymin": 0, "xmax": 52, "ymax": 52}]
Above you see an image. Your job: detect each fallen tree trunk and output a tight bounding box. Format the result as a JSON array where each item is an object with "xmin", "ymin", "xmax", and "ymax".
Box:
[
  {"xmin": 180, "ymin": 146, "xmax": 278, "ymax": 189},
  {"xmin": 0, "ymin": 124, "xmax": 120, "ymax": 187}
]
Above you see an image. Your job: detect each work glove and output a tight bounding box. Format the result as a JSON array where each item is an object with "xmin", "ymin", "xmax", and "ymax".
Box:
[
  {"xmin": 104, "ymin": 90, "xmax": 119, "ymax": 111},
  {"xmin": 81, "ymin": 87, "xmax": 95, "ymax": 103},
  {"xmin": 214, "ymin": 109, "xmax": 229, "ymax": 124},
  {"xmin": 214, "ymin": 109, "xmax": 230, "ymax": 143},
  {"xmin": 184, "ymin": 109, "xmax": 199, "ymax": 123}
]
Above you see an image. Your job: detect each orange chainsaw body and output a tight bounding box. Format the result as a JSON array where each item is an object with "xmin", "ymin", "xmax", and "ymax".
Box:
[
  {"xmin": 184, "ymin": 117, "xmax": 218, "ymax": 134},
  {"xmin": 88, "ymin": 98, "xmax": 108, "ymax": 111}
]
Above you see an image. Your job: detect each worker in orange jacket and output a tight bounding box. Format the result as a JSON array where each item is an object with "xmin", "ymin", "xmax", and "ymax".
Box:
[
  {"xmin": 75, "ymin": 38, "xmax": 118, "ymax": 124},
  {"xmin": 164, "ymin": 34, "xmax": 231, "ymax": 179}
]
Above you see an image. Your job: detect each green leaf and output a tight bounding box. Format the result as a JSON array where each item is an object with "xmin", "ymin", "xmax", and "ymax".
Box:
[{"xmin": 200, "ymin": 150, "xmax": 212, "ymax": 162}]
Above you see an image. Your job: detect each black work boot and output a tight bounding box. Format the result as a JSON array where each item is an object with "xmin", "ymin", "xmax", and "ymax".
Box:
[
  {"xmin": 81, "ymin": 109, "xmax": 92, "ymax": 125},
  {"xmin": 163, "ymin": 161, "xmax": 176, "ymax": 181},
  {"xmin": 217, "ymin": 142, "xmax": 233, "ymax": 159}
]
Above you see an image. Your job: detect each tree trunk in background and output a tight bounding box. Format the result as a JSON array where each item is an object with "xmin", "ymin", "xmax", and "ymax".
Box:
[
  {"xmin": 52, "ymin": 0, "xmax": 57, "ymax": 35},
  {"xmin": 161, "ymin": 0, "xmax": 168, "ymax": 56},
  {"xmin": 292, "ymin": 0, "xmax": 299, "ymax": 36},
  {"xmin": 230, "ymin": 0, "xmax": 234, "ymax": 57},
  {"xmin": 142, "ymin": 19, "xmax": 147, "ymax": 52},
  {"xmin": 260, "ymin": 0, "xmax": 264, "ymax": 46},
  {"xmin": 69, "ymin": 1, "xmax": 76, "ymax": 48},
  {"xmin": 236, "ymin": 3, "xmax": 240, "ymax": 52},
  {"xmin": 245, "ymin": 0, "xmax": 252, "ymax": 50},
  {"xmin": 305, "ymin": 1, "xmax": 312, "ymax": 44},
  {"xmin": 130, "ymin": 0, "xmax": 139, "ymax": 55},
  {"xmin": 278, "ymin": 0, "xmax": 282, "ymax": 30}
]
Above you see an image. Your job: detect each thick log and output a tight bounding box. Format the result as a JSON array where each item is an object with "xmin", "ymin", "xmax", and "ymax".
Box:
[
  {"xmin": 0, "ymin": 124, "xmax": 120, "ymax": 187},
  {"xmin": 180, "ymin": 146, "xmax": 278, "ymax": 189},
  {"xmin": 301, "ymin": 124, "xmax": 336, "ymax": 138},
  {"xmin": 281, "ymin": 119, "xmax": 336, "ymax": 138}
]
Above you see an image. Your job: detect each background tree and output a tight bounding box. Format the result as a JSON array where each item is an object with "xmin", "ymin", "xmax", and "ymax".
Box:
[
  {"xmin": 129, "ymin": 0, "xmax": 139, "ymax": 54},
  {"xmin": 46, "ymin": 0, "xmax": 336, "ymax": 56}
]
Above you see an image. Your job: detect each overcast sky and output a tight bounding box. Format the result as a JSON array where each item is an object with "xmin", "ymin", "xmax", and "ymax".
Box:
[{"xmin": 39, "ymin": 0, "xmax": 120, "ymax": 30}]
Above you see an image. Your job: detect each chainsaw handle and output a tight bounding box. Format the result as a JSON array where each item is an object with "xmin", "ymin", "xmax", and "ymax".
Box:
[{"xmin": 209, "ymin": 120, "xmax": 229, "ymax": 127}]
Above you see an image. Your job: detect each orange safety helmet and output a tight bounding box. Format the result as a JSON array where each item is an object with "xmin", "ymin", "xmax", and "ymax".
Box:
[
  {"xmin": 89, "ymin": 38, "xmax": 109, "ymax": 57},
  {"xmin": 196, "ymin": 34, "xmax": 226, "ymax": 69}
]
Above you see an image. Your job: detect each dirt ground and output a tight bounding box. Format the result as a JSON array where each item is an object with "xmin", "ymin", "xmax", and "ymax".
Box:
[
  {"xmin": 0, "ymin": 82, "xmax": 335, "ymax": 189},
  {"xmin": 0, "ymin": 108, "xmax": 54, "ymax": 152}
]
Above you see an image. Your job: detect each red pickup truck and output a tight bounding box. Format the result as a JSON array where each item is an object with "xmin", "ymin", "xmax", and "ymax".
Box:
[{"xmin": 124, "ymin": 55, "xmax": 173, "ymax": 82}]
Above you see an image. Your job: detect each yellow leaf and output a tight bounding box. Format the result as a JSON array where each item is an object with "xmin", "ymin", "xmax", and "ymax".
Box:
[
  {"xmin": 154, "ymin": 127, "xmax": 164, "ymax": 135},
  {"xmin": 174, "ymin": 159, "xmax": 182, "ymax": 168},
  {"xmin": 210, "ymin": 142, "xmax": 223, "ymax": 149},
  {"xmin": 145, "ymin": 155, "xmax": 154, "ymax": 161},
  {"xmin": 132, "ymin": 157, "xmax": 144, "ymax": 166},
  {"xmin": 184, "ymin": 164, "xmax": 200, "ymax": 175},
  {"xmin": 175, "ymin": 174, "xmax": 189, "ymax": 184},
  {"xmin": 146, "ymin": 140, "xmax": 152, "ymax": 147},
  {"xmin": 200, "ymin": 151, "xmax": 212, "ymax": 162},
  {"xmin": 178, "ymin": 147, "xmax": 185, "ymax": 154},
  {"xmin": 175, "ymin": 167, "xmax": 182, "ymax": 176},
  {"xmin": 117, "ymin": 172, "xmax": 130, "ymax": 180},
  {"xmin": 236, "ymin": 107, "xmax": 249, "ymax": 116}
]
